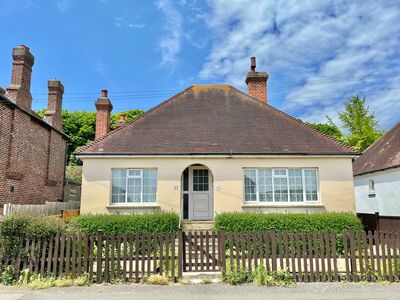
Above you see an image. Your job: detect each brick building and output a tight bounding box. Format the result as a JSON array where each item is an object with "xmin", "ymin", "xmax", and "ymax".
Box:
[{"xmin": 0, "ymin": 45, "xmax": 68, "ymax": 213}]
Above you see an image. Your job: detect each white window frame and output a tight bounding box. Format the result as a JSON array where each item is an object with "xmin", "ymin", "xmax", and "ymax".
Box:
[
  {"xmin": 368, "ymin": 179, "xmax": 375, "ymax": 196},
  {"xmin": 243, "ymin": 168, "xmax": 320, "ymax": 204},
  {"xmin": 111, "ymin": 168, "xmax": 157, "ymax": 205}
]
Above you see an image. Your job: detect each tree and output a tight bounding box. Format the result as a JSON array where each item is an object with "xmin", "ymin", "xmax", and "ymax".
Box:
[
  {"xmin": 338, "ymin": 95, "xmax": 383, "ymax": 152},
  {"xmin": 36, "ymin": 109, "xmax": 144, "ymax": 165},
  {"xmin": 307, "ymin": 117, "xmax": 343, "ymax": 142}
]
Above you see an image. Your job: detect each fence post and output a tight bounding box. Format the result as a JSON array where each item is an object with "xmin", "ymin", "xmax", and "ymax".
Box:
[
  {"xmin": 177, "ymin": 229, "xmax": 183, "ymax": 278},
  {"xmin": 375, "ymin": 212, "xmax": 380, "ymax": 232},
  {"xmin": 219, "ymin": 229, "xmax": 226, "ymax": 275},
  {"xmin": 96, "ymin": 230, "xmax": 103, "ymax": 283}
]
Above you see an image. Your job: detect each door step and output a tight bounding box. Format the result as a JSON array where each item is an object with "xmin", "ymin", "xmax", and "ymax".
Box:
[{"xmin": 182, "ymin": 220, "xmax": 214, "ymax": 231}]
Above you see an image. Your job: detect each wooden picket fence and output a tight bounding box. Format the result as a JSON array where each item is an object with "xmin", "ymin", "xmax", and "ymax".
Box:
[
  {"xmin": 1, "ymin": 229, "xmax": 399, "ymax": 283},
  {"xmin": 0, "ymin": 231, "xmax": 182, "ymax": 283},
  {"xmin": 224, "ymin": 229, "xmax": 400, "ymax": 282}
]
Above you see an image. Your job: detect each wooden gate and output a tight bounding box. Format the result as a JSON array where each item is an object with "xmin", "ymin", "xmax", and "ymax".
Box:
[{"xmin": 182, "ymin": 230, "xmax": 226, "ymax": 272}]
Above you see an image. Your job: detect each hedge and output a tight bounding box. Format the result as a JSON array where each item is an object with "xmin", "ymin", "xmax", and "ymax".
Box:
[
  {"xmin": 69, "ymin": 212, "xmax": 180, "ymax": 235},
  {"xmin": 214, "ymin": 212, "xmax": 363, "ymax": 255},
  {"xmin": 0, "ymin": 215, "xmax": 67, "ymax": 259},
  {"xmin": 214, "ymin": 212, "xmax": 363, "ymax": 233}
]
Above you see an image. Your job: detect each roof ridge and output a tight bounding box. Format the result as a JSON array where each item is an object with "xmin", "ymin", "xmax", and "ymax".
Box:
[
  {"xmin": 77, "ymin": 86, "xmax": 194, "ymax": 153},
  {"xmin": 228, "ymin": 86, "xmax": 357, "ymax": 154}
]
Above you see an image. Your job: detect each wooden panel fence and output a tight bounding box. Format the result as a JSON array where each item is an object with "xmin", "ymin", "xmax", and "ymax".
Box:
[
  {"xmin": 1, "ymin": 229, "xmax": 399, "ymax": 283},
  {"xmin": 3, "ymin": 201, "xmax": 80, "ymax": 216}
]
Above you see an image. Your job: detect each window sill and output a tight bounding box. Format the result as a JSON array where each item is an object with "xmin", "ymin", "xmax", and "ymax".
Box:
[
  {"xmin": 106, "ymin": 204, "xmax": 160, "ymax": 209},
  {"xmin": 242, "ymin": 203, "xmax": 324, "ymax": 208}
]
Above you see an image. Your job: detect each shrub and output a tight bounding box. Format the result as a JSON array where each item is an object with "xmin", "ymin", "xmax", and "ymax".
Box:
[
  {"xmin": 147, "ymin": 274, "xmax": 170, "ymax": 285},
  {"xmin": 224, "ymin": 269, "xmax": 253, "ymax": 285},
  {"xmin": 0, "ymin": 215, "xmax": 67, "ymax": 259},
  {"xmin": 0, "ymin": 265, "xmax": 17, "ymax": 285},
  {"xmin": 70, "ymin": 212, "xmax": 179, "ymax": 235},
  {"xmin": 214, "ymin": 212, "xmax": 363, "ymax": 233}
]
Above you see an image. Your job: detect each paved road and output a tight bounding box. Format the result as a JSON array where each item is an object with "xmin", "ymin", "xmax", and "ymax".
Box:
[{"xmin": 1, "ymin": 283, "xmax": 399, "ymax": 300}]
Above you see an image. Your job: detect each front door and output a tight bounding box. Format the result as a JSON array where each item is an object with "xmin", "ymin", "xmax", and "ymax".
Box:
[{"xmin": 189, "ymin": 166, "xmax": 212, "ymax": 221}]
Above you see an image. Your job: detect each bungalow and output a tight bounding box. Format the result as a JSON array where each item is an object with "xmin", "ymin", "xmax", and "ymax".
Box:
[
  {"xmin": 77, "ymin": 58, "xmax": 357, "ymax": 226},
  {"xmin": 353, "ymin": 122, "xmax": 400, "ymax": 231}
]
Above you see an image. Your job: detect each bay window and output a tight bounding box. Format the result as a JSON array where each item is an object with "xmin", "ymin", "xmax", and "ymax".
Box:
[
  {"xmin": 244, "ymin": 168, "xmax": 319, "ymax": 203},
  {"xmin": 111, "ymin": 169, "xmax": 157, "ymax": 204}
]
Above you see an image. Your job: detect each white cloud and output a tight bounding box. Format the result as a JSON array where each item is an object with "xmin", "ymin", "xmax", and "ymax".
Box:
[
  {"xmin": 114, "ymin": 16, "xmax": 145, "ymax": 29},
  {"xmin": 200, "ymin": 0, "xmax": 400, "ymax": 129},
  {"xmin": 155, "ymin": 0, "xmax": 183, "ymax": 65},
  {"xmin": 55, "ymin": 0, "xmax": 73, "ymax": 13}
]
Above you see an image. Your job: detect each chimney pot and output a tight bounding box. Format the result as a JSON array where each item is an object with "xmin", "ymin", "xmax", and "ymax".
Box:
[
  {"xmin": 101, "ymin": 89, "xmax": 108, "ymax": 97},
  {"xmin": 115, "ymin": 113, "xmax": 127, "ymax": 129},
  {"xmin": 245, "ymin": 57, "xmax": 269, "ymax": 103},
  {"xmin": 250, "ymin": 57, "xmax": 256, "ymax": 71}
]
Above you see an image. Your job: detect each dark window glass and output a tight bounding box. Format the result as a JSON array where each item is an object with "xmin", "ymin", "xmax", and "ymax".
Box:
[
  {"xmin": 183, "ymin": 194, "xmax": 189, "ymax": 220},
  {"xmin": 183, "ymin": 168, "xmax": 189, "ymax": 192}
]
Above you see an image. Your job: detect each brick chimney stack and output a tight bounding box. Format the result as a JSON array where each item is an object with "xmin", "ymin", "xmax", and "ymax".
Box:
[
  {"xmin": 44, "ymin": 80, "xmax": 64, "ymax": 130},
  {"xmin": 245, "ymin": 57, "xmax": 269, "ymax": 103},
  {"xmin": 6, "ymin": 45, "xmax": 35, "ymax": 110},
  {"xmin": 95, "ymin": 89, "xmax": 113, "ymax": 139},
  {"xmin": 115, "ymin": 113, "xmax": 127, "ymax": 129}
]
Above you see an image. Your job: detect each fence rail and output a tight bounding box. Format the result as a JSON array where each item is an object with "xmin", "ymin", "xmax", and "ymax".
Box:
[
  {"xmin": 1, "ymin": 229, "xmax": 399, "ymax": 283},
  {"xmin": 3, "ymin": 201, "xmax": 80, "ymax": 216}
]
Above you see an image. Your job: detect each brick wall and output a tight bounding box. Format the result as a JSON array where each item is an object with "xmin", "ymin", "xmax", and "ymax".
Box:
[
  {"xmin": 247, "ymin": 78, "xmax": 268, "ymax": 103},
  {"xmin": 0, "ymin": 101, "xmax": 67, "ymax": 208}
]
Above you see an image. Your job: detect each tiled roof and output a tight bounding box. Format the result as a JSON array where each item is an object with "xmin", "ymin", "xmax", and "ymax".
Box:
[
  {"xmin": 78, "ymin": 85, "xmax": 356, "ymax": 156},
  {"xmin": 353, "ymin": 122, "xmax": 400, "ymax": 176}
]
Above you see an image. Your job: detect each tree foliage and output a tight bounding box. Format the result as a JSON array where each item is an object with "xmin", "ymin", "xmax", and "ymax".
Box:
[
  {"xmin": 36, "ymin": 109, "xmax": 144, "ymax": 165},
  {"xmin": 306, "ymin": 117, "xmax": 343, "ymax": 142},
  {"xmin": 338, "ymin": 95, "xmax": 383, "ymax": 152}
]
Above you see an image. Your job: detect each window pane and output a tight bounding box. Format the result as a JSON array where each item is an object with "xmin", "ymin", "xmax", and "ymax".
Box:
[
  {"xmin": 258, "ymin": 169, "xmax": 273, "ymax": 202},
  {"xmin": 289, "ymin": 169, "xmax": 303, "ymax": 202},
  {"xmin": 273, "ymin": 177, "xmax": 288, "ymax": 202},
  {"xmin": 244, "ymin": 169, "xmax": 257, "ymax": 201},
  {"xmin": 304, "ymin": 169, "xmax": 318, "ymax": 201},
  {"xmin": 183, "ymin": 168, "xmax": 189, "ymax": 191},
  {"xmin": 127, "ymin": 177, "xmax": 141, "ymax": 203},
  {"xmin": 111, "ymin": 169, "xmax": 127, "ymax": 203},
  {"xmin": 193, "ymin": 169, "xmax": 209, "ymax": 191},
  {"xmin": 274, "ymin": 169, "xmax": 287, "ymax": 176},
  {"xmin": 143, "ymin": 169, "xmax": 157, "ymax": 203},
  {"xmin": 128, "ymin": 169, "xmax": 141, "ymax": 177}
]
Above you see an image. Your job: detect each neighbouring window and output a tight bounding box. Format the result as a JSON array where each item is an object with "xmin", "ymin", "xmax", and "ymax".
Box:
[
  {"xmin": 244, "ymin": 168, "xmax": 319, "ymax": 203},
  {"xmin": 111, "ymin": 169, "xmax": 157, "ymax": 204},
  {"xmin": 369, "ymin": 179, "xmax": 375, "ymax": 196},
  {"xmin": 69, "ymin": 189, "xmax": 77, "ymax": 198}
]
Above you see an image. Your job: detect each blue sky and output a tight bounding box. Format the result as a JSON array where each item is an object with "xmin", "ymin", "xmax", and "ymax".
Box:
[{"xmin": 1, "ymin": 0, "xmax": 399, "ymax": 129}]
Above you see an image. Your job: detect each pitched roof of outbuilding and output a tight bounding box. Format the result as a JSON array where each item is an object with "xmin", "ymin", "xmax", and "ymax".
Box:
[
  {"xmin": 78, "ymin": 85, "xmax": 356, "ymax": 156},
  {"xmin": 353, "ymin": 122, "xmax": 400, "ymax": 176}
]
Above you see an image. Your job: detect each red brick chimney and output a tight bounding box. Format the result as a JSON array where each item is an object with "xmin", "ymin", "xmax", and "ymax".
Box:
[
  {"xmin": 6, "ymin": 45, "xmax": 35, "ymax": 110},
  {"xmin": 95, "ymin": 89, "xmax": 113, "ymax": 139},
  {"xmin": 245, "ymin": 57, "xmax": 269, "ymax": 103},
  {"xmin": 115, "ymin": 113, "xmax": 127, "ymax": 129},
  {"xmin": 44, "ymin": 80, "xmax": 64, "ymax": 130}
]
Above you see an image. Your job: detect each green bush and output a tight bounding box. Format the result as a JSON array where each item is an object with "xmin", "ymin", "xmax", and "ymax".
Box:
[
  {"xmin": 214, "ymin": 212, "xmax": 363, "ymax": 233},
  {"xmin": 70, "ymin": 212, "xmax": 179, "ymax": 235},
  {"xmin": 0, "ymin": 215, "xmax": 67, "ymax": 259}
]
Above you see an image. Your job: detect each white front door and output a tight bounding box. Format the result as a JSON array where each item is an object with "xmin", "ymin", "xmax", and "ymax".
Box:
[{"xmin": 189, "ymin": 166, "xmax": 212, "ymax": 221}]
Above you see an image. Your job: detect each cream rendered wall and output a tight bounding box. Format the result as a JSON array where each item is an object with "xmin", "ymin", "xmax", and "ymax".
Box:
[{"xmin": 80, "ymin": 156, "xmax": 356, "ymax": 215}]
